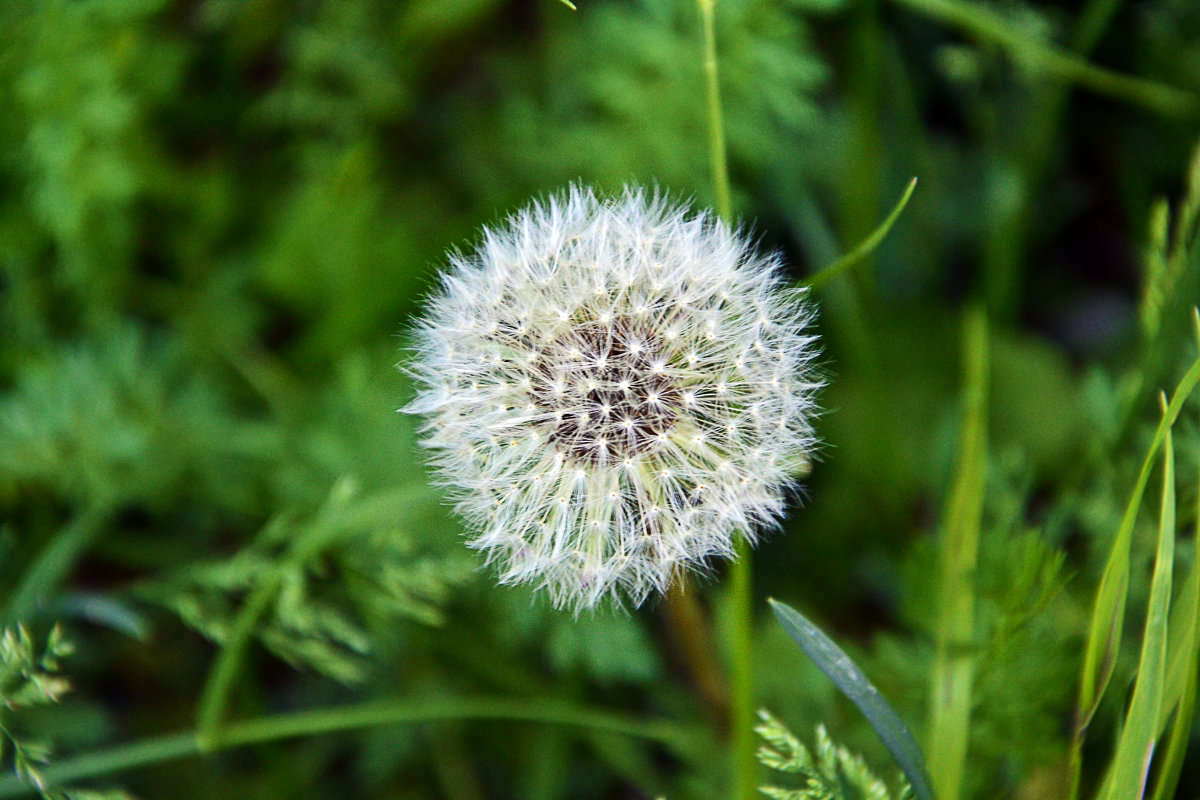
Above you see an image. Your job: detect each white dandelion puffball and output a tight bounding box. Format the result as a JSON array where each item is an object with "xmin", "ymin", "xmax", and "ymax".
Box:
[{"xmin": 404, "ymin": 185, "xmax": 821, "ymax": 610}]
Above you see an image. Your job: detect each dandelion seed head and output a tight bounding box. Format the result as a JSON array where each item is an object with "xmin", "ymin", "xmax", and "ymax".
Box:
[{"xmin": 404, "ymin": 185, "xmax": 821, "ymax": 611}]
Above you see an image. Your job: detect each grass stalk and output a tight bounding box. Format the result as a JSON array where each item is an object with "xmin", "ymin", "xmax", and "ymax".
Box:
[
  {"xmin": 0, "ymin": 697, "xmax": 694, "ymax": 798},
  {"xmin": 926, "ymin": 307, "xmax": 989, "ymax": 800}
]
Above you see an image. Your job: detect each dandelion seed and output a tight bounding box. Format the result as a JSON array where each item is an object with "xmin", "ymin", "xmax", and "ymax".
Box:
[{"xmin": 403, "ymin": 185, "xmax": 821, "ymax": 611}]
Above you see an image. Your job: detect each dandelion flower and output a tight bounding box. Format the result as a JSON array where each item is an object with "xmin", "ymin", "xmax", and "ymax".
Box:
[{"xmin": 404, "ymin": 185, "xmax": 821, "ymax": 610}]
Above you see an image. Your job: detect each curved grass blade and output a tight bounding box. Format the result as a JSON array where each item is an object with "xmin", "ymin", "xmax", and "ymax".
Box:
[
  {"xmin": 768, "ymin": 598, "xmax": 935, "ymax": 800},
  {"xmin": 1149, "ymin": 445, "xmax": 1200, "ymax": 800},
  {"xmin": 1099, "ymin": 420, "xmax": 1175, "ymax": 800},
  {"xmin": 804, "ymin": 178, "xmax": 918, "ymax": 292},
  {"xmin": 1068, "ymin": 351, "xmax": 1200, "ymax": 800}
]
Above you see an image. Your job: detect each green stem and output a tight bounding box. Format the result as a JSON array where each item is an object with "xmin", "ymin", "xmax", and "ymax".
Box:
[
  {"xmin": 698, "ymin": 0, "xmax": 731, "ymax": 221},
  {"xmin": 0, "ymin": 697, "xmax": 695, "ymax": 798},
  {"xmin": 889, "ymin": 0, "xmax": 1197, "ymax": 116},
  {"xmin": 2, "ymin": 507, "xmax": 109, "ymax": 626},
  {"xmin": 728, "ymin": 539, "xmax": 756, "ymax": 800},
  {"xmin": 927, "ymin": 307, "xmax": 989, "ymax": 800},
  {"xmin": 695, "ymin": 2, "xmax": 754, "ymax": 798},
  {"xmin": 805, "ymin": 178, "xmax": 918, "ymax": 293}
]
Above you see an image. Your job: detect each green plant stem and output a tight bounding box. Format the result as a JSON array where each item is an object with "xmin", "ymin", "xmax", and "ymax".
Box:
[
  {"xmin": 729, "ymin": 538, "xmax": 756, "ymax": 800},
  {"xmin": 664, "ymin": 581, "xmax": 731, "ymax": 727},
  {"xmin": 698, "ymin": 0, "xmax": 731, "ymax": 222},
  {"xmin": 889, "ymin": 0, "xmax": 1197, "ymax": 116},
  {"xmin": 927, "ymin": 307, "xmax": 989, "ymax": 800},
  {"xmin": 2, "ymin": 507, "xmax": 109, "ymax": 626},
  {"xmin": 0, "ymin": 697, "xmax": 695, "ymax": 798},
  {"xmin": 695, "ymin": 2, "xmax": 754, "ymax": 798},
  {"xmin": 805, "ymin": 178, "xmax": 918, "ymax": 293}
]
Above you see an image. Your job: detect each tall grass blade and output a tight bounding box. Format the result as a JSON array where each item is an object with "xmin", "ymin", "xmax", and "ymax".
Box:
[
  {"xmin": 1067, "ymin": 353, "xmax": 1200, "ymax": 800},
  {"xmin": 926, "ymin": 307, "xmax": 988, "ymax": 800},
  {"xmin": 1099, "ymin": 420, "xmax": 1175, "ymax": 800},
  {"xmin": 1148, "ymin": 455, "xmax": 1200, "ymax": 800},
  {"xmin": 768, "ymin": 598, "xmax": 935, "ymax": 800}
]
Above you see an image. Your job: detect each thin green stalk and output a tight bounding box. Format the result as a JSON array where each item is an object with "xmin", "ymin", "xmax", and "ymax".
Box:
[
  {"xmin": 927, "ymin": 307, "xmax": 989, "ymax": 800},
  {"xmin": 2, "ymin": 507, "xmax": 109, "ymax": 626},
  {"xmin": 0, "ymin": 697, "xmax": 695, "ymax": 798},
  {"xmin": 695, "ymin": 2, "xmax": 754, "ymax": 798},
  {"xmin": 698, "ymin": 0, "xmax": 731, "ymax": 222},
  {"xmin": 805, "ymin": 178, "xmax": 918, "ymax": 293},
  {"xmin": 728, "ymin": 538, "xmax": 756, "ymax": 800},
  {"xmin": 889, "ymin": 0, "xmax": 1197, "ymax": 116}
]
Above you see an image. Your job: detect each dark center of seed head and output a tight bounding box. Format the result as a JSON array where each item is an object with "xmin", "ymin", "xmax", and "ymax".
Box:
[{"xmin": 528, "ymin": 319, "xmax": 680, "ymax": 464}]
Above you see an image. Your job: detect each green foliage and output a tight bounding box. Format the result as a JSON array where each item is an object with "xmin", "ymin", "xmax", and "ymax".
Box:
[
  {"xmin": 448, "ymin": 0, "xmax": 839, "ymax": 205},
  {"xmin": 142, "ymin": 479, "xmax": 471, "ymax": 685},
  {"xmin": 0, "ymin": 0, "xmax": 1199, "ymax": 797},
  {"xmin": 0, "ymin": 625, "xmax": 130, "ymax": 800},
  {"xmin": 756, "ymin": 710, "xmax": 910, "ymax": 800}
]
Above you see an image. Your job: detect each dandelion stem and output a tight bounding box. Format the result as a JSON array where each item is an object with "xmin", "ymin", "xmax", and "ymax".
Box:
[
  {"xmin": 664, "ymin": 582, "xmax": 730, "ymax": 727},
  {"xmin": 0, "ymin": 697, "xmax": 697, "ymax": 798},
  {"xmin": 696, "ymin": 1, "xmax": 756, "ymax": 798}
]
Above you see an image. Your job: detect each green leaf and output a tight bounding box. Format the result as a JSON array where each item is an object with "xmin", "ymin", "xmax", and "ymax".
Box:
[
  {"xmin": 926, "ymin": 307, "xmax": 988, "ymax": 800},
  {"xmin": 768, "ymin": 599, "xmax": 935, "ymax": 800},
  {"xmin": 1100, "ymin": 422, "xmax": 1175, "ymax": 800}
]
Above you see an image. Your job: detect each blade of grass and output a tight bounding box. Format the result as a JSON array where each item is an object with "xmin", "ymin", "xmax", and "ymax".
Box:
[
  {"xmin": 1160, "ymin": 528, "xmax": 1200, "ymax": 731},
  {"xmin": 1148, "ymin": 450, "xmax": 1200, "ymax": 800},
  {"xmin": 888, "ymin": 0, "xmax": 1198, "ymax": 116},
  {"xmin": 2, "ymin": 507, "xmax": 110, "ymax": 626},
  {"xmin": 804, "ymin": 177, "xmax": 918, "ymax": 293},
  {"xmin": 926, "ymin": 307, "xmax": 988, "ymax": 800},
  {"xmin": 1068, "ymin": 350, "xmax": 1200, "ymax": 800},
  {"xmin": 768, "ymin": 598, "xmax": 935, "ymax": 800},
  {"xmin": 1098, "ymin": 413, "xmax": 1175, "ymax": 800},
  {"xmin": 0, "ymin": 696, "xmax": 698, "ymax": 798}
]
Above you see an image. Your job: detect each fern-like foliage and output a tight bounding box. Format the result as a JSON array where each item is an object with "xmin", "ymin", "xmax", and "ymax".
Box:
[
  {"xmin": 141, "ymin": 479, "xmax": 471, "ymax": 684},
  {"xmin": 756, "ymin": 710, "xmax": 911, "ymax": 800},
  {"xmin": 446, "ymin": 0, "xmax": 840, "ymax": 204}
]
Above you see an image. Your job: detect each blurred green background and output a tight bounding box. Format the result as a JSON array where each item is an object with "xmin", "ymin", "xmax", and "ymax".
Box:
[{"xmin": 2, "ymin": 0, "xmax": 1200, "ymax": 798}]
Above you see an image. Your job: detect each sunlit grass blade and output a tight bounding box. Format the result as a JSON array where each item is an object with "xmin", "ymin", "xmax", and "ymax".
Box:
[
  {"xmin": 768, "ymin": 598, "xmax": 935, "ymax": 800},
  {"xmin": 1068, "ymin": 352, "xmax": 1200, "ymax": 800},
  {"xmin": 1098, "ymin": 416, "xmax": 1175, "ymax": 800},
  {"xmin": 803, "ymin": 177, "xmax": 918, "ymax": 293},
  {"xmin": 1148, "ymin": 453, "xmax": 1200, "ymax": 800},
  {"xmin": 926, "ymin": 307, "xmax": 988, "ymax": 800}
]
